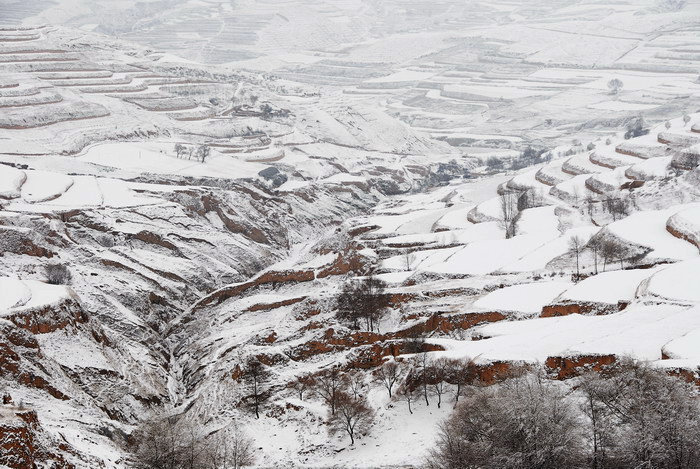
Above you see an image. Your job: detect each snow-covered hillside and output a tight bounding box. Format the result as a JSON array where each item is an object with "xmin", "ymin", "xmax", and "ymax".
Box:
[{"xmin": 1, "ymin": 1, "xmax": 700, "ymax": 468}]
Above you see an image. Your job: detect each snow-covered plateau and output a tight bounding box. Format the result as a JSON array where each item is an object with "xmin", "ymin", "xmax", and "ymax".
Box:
[{"xmin": 1, "ymin": 0, "xmax": 700, "ymax": 467}]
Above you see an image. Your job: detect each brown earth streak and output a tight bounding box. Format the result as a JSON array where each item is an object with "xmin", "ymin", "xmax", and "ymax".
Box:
[
  {"xmin": 666, "ymin": 367, "xmax": 700, "ymax": 386},
  {"xmin": 246, "ymin": 296, "xmax": 307, "ymax": 312},
  {"xmin": 540, "ymin": 302, "xmax": 619, "ymax": 318},
  {"xmin": 316, "ymin": 253, "xmax": 365, "ymax": 278},
  {"xmin": 545, "ymin": 354, "xmax": 617, "ymax": 380},
  {"xmin": 615, "ymin": 147, "xmax": 646, "ymax": 158},
  {"xmin": 5, "ymin": 298, "xmax": 88, "ymax": 334},
  {"xmin": 196, "ymin": 269, "xmax": 316, "ymax": 309},
  {"xmin": 473, "ymin": 361, "xmax": 513, "ymax": 385},
  {"xmin": 397, "ymin": 311, "xmax": 507, "ymax": 337},
  {"xmin": 667, "ymin": 223, "xmax": 699, "ymax": 248}
]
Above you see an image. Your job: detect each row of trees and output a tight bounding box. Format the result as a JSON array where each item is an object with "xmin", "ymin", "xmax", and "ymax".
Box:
[
  {"xmin": 428, "ymin": 360, "xmax": 700, "ymax": 469},
  {"xmin": 174, "ymin": 143, "xmax": 210, "ymax": 163},
  {"xmin": 136, "ymin": 418, "xmax": 254, "ymax": 469},
  {"xmin": 568, "ymin": 231, "xmax": 642, "ymax": 278}
]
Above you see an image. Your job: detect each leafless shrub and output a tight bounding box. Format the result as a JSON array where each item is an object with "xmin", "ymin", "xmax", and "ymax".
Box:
[
  {"xmin": 95, "ymin": 233, "xmax": 115, "ymax": 248},
  {"xmin": 44, "ymin": 263, "xmax": 72, "ymax": 285}
]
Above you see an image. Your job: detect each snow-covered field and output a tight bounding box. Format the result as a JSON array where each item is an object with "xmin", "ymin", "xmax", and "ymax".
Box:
[{"xmin": 0, "ymin": 1, "xmax": 700, "ymax": 468}]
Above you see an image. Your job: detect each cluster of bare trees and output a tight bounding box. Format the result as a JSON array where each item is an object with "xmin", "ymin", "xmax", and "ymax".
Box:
[
  {"xmin": 288, "ymin": 367, "xmax": 373, "ymax": 445},
  {"xmin": 336, "ymin": 275, "xmax": 390, "ymax": 332},
  {"xmin": 174, "ymin": 143, "xmax": 210, "ymax": 163},
  {"xmin": 428, "ymin": 360, "xmax": 700, "ymax": 469},
  {"xmin": 397, "ymin": 355, "xmax": 478, "ymax": 411},
  {"xmin": 568, "ymin": 232, "xmax": 640, "ymax": 278},
  {"xmin": 135, "ymin": 417, "xmax": 254, "ymax": 469},
  {"xmin": 285, "ymin": 355, "xmax": 478, "ymax": 446}
]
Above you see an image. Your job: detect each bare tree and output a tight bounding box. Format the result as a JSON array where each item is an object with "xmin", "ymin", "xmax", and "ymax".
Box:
[
  {"xmin": 136, "ymin": 416, "xmax": 185, "ymax": 469},
  {"xmin": 347, "ymin": 370, "xmax": 365, "ymax": 399},
  {"xmin": 418, "ymin": 352, "xmax": 431, "ymax": 407},
  {"xmin": 579, "ymin": 359, "xmax": 700, "ymax": 469},
  {"xmin": 330, "ymin": 392, "xmax": 373, "ymax": 445},
  {"xmin": 336, "ymin": 274, "xmax": 390, "ymax": 332},
  {"xmin": 196, "ymin": 145, "xmax": 211, "ymax": 163},
  {"xmin": 568, "ymin": 235, "xmax": 587, "ymax": 279},
  {"xmin": 45, "ymin": 263, "xmax": 72, "ymax": 285},
  {"xmin": 607, "ymin": 78, "xmax": 623, "ymax": 95},
  {"xmin": 445, "ymin": 358, "xmax": 476, "ymax": 405},
  {"xmin": 374, "ymin": 361, "xmax": 402, "ymax": 398},
  {"xmin": 597, "ymin": 239, "xmax": 619, "ymax": 272},
  {"xmin": 174, "ymin": 143, "xmax": 186, "ymax": 159},
  {"xmin": 241, "ymin": 358, "xmax": 271, "ymax": 419},
  {"xmin": 396, "ymin": 381, "xmax": 418, "ymax": 414},
  {"xmin": 499, "ymin": 191, "xmax": 519, "ymax": 239},
  {"xmin": 428, "ymin": 358, "xmax": 450, "ymax": 409},
  {"xmin": 313, "ymin": 367, "xmax": 349, "ymax": 415},
  {"xmin": 403, "ymin": 251, "xmax": 416, "ymax": 271},
  {"xmin": 289, "ymin": 373, "xmax": 314, "ymax": 401}
]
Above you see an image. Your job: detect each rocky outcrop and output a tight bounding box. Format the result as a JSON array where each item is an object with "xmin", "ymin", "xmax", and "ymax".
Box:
[
  {"xmin": 5, "ymin": 296, "xmax": 87, "ymax": 335},
  {"xmin": 397, "ymin": 311, "xmax": 507, "ymax": 337},
  {"xmin": 545, "ymin": 354, "xmax": 617, "ymax": 380},
  {"xmin": 0, "ymin": 407, "xmax": 77, "ymax": 469},
  {"xmin": 0, "ymin": 226, "xmax": 54, "ymax": 258},
  {"xmin": 540, "ymin": 302, "xmax": 621, "ymax": 318}
]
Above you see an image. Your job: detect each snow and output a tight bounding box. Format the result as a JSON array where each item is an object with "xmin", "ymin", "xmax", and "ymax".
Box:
[
  {"xmin": 0, "ymin": 278, "xmax": 71, "ymax": 314},
  {"xmin": 21, "ymin": 280, "xmax": 71, "ymax": 308},
  {"xmin": 78, "ymin": 142, "xmax": 267, "ymax": 179},
  {"xmin": 605, "ymin": 206, "xmax": 700, "ymax": 261},
  {"xmin": 366, "ymin": 70, "xmax": 435, "ymax": 84},
  {"xmin": 20, "ymin": 170, "xmax": 73, "ymax": 203},
  {"xmin": 425, "ymin": 231, "xmax": 560, "ymax": 276},
  {"xmin": 628, "ymin": 156, "xmax": 672, "ymax": 179},
  {"xmin": 645, "ymin": 259, "xmax": 700, "ymax": 303},
  {"xmin": 0, "ymin": 277, "xmax": 31, "ymax": 311},
  {"xmin": 98, "ymin": 178, "xmax": 157, "ymax": 208},
  {"xmin": 473, "ymin": 281, "xmax": 572, "ymax": 315},
  {"xmin": 558, "ymin": 268, "xmax": 657, "ymax": 304},
  {"xmin": 503, "ymin": 226, "xmax": 599, "ymax": 273},
  {"xmin": 0, "ymin": 164, "xmax": 25, "ymax": 199},
  {"xmin": 516, "ymin": 206, "xmax": 560, "ymax": 236},
  {"xmin": 44, "ymin": 175, "xmax": 102, "ymax": 208},
  {"xmin": 277, "ymin": 179, "xmax": 310, "ymax": 192},
  {"xmin": 589, "ymin": 101, "xmax": 658, "ymax": 111},
  {"xmin": 434, "ymin": 303, "xmax": 700, "ymax": 364}
]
